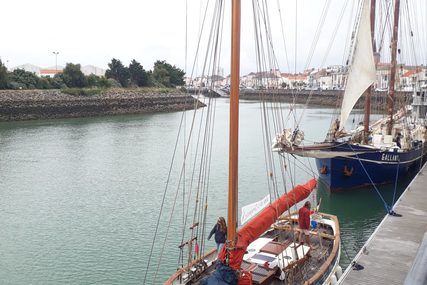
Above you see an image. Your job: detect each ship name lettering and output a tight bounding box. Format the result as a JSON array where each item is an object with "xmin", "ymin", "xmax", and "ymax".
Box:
[{"xmin": 381, "ymin": 154, "xmax": 399, "ymax": 161}]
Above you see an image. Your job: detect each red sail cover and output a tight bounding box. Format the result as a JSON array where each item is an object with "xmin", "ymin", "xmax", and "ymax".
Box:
[{"xmin": 218, "ymin": 178, "xmax": 317, "ymax": 270}]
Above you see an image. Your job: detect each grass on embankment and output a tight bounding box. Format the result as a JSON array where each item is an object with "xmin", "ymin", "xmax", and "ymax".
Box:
[
  {"xmin": 61, "ymin": 87, "xmax": 181, "ymax": 96},
  {"xmin": 61, "ymin": 88, "xmax": 104, "ymax": 96}
]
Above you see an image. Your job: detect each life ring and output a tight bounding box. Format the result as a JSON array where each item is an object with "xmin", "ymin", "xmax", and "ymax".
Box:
[
  {"xmin": 320, "ymin": 165, "xmax": 328, "ymax": 174},
  {"xmin": 343, "ymin": 165, "xmax": 353, "ymax": 176}
]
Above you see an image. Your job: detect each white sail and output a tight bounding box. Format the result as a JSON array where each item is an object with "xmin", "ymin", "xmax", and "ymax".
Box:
[{"xmin": 339, "ymin": 0, "xmax": 376, "ymax": 131}]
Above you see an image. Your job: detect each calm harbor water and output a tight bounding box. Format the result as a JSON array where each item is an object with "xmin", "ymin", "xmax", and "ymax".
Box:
[{"xmin": 0, "ymin": 98, "xmax": 408, "ymax": 284}]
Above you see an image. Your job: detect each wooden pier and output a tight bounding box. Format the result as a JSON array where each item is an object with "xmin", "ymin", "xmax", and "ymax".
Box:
[{"xmin": 338, "ymin": 163, "xmax": 427, "ymax": 284}]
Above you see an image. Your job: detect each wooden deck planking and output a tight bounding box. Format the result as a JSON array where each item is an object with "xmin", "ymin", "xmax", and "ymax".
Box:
[{"xmin": 339, "ymin": 163, "xmax": 427, "ymax": 285}]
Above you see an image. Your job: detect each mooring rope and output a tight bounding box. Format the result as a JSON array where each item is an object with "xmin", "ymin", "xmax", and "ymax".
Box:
[{"xmin": 347, "ymin": 144, "xmax": 393, "ymax": 214}]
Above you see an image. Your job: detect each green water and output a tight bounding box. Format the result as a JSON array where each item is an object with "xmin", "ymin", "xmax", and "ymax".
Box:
[{"xmin": 0, "ymin": 99, "xmax": 408, "ymax": 284}]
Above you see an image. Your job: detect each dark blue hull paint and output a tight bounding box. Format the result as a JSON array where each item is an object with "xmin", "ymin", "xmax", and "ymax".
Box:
[{"xmin": 315, "ymin": 142, "xmax": 427, "ymax": 192}]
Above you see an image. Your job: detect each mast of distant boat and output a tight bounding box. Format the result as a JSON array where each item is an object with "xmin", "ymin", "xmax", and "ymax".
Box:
[
  {"xmin": 363, "ymin": 0, "xmax": 377, "ymax": 144},
  {"xmin": 387, "ymin": 0, "xmax": 401, "ymax": 135},
  {"xmin": 227, "ymin": 0, "xmax": 241, "ymax": 254}
]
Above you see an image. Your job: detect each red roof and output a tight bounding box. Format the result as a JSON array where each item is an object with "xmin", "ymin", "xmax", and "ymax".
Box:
[
  {"xmin": 40, "ymin": 69, "xmax": 62, "ymax": 74},
  {"xmin": 287, "ymin": 75, "xmax": 308, "ymax": 81},
  {"xmin": 402, "ymin": 69, "xmax": 420, "ymax": 77}
]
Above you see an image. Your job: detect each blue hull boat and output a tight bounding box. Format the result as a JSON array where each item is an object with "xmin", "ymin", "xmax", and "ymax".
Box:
[
  {"xmin": 272, "ymin": 0, "xmax": 427, "ymax": 192},
  {"xmin": 314, "ymin": 142, "xmax": 427, "ymax": 191}
]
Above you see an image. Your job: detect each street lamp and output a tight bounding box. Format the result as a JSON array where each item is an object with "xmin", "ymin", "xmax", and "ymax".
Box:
[{"xmin": 52, "ymin": 51, "xmax": 59, "ymax": 71}]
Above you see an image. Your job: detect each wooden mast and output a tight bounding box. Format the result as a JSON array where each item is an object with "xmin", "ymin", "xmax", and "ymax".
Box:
[
  {"xmin": 363, "ymin": 0, "xmax": 376, "ymax": 144},
  {"xmin": 387, "ymin": 0, "xmax": 401, "ymax": 135},
  {"xmin": 227, "ymin": 0, "xmax": 241, "ymax": 248}
]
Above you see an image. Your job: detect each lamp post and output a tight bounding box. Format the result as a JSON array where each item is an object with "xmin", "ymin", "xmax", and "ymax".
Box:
[{"xmin": 52, "ymin": 51, "xmax": 59, "ymax": 71}]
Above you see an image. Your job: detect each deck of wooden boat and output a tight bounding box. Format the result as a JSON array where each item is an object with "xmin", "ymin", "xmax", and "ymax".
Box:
[
  {"xmin": 240, "ymin": 224, "xmax": 337, "ymax": 285},
  {"xmin": 190, "ymin": 224, "xmax": 337, "ymax": 285},
  {"xmin": 338, "ymin": 163, "xmax": 427, "ymax": 284}
]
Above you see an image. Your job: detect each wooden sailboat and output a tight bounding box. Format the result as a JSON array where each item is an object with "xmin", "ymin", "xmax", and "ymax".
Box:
[
  {"xmin": 165, "ymin": 179, "xmax": 341, "ymax": 285},
  {"xmin": 164, "ymin": 1, "xmax": 341, "ymax": 284},
  {"xmin": 274, "ymin": 0, "xmax": 427, "ymax": 192}
]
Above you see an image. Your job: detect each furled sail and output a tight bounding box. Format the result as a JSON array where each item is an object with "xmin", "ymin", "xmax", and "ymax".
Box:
[
  {"xmin": 339, "ymin": 0, "xmax": 376, "ymax": 131},
  {"xmin": 217, "ymin": 179, "xmax": 317, "ymax": 270}
]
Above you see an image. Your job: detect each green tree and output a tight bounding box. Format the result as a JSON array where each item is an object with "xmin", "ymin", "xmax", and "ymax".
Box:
[
  {"xmin": 106, "ymin": 78, "xmax": 122, "ymax": 87},
  {"xmin": 37, "ymin": 77, "xmax": 52, "ymax": 89},
  {"xmin": 146, "ymin": 70, "xmax": 154, "ymax": 86},
  {"xmin": 86, "ymin": 74, "xmax": 98, "ymax": 87},
  {"xmin": 152, "ymin": 60, "xmax": 185, "ymax": 88},
  {"xmin": 86, "ymin": 74, "xmax": 112, "ymax": 88},
  {"xmin": 48, "ymin": 74, "xmax": 66, "ymax": 89},
  {"xmin": 0, "ymin": 60, "xmax": 8, "ymax": 89},
  {"xmin": 97, "ymin": 77, "xmax": 113, "ymax": 88},
  {"xmin": 128, "ymin": 59, "xmax": 149, "ymax": 87},
  {"xmin": 8, "ymin": 69, "xmax": 40, "ymax": 89},
  {"xmin": 61, "ymin": 63, "xmax": 88, "ymax": 88},
  {"xmin": 105, "ymin": 58, "xmax": 130, "ymax": 87}
]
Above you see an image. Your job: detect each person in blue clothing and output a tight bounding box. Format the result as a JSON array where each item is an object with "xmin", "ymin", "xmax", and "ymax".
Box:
[{"xmin": 208, "ymin": 216, "xmax": 227, "ymax": 254}]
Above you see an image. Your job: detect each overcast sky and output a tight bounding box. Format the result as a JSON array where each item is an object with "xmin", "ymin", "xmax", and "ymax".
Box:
[{"xmin": 1, "ymin": 0, "xmax": 426, "ymax": 75}]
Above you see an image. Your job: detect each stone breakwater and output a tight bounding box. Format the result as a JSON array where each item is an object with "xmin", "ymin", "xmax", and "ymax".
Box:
[{"xmin": 0, "ymin": 89, "xmax": 205, "ymax": 121}]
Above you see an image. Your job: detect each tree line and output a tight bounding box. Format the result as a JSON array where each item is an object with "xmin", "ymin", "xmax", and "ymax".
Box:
[{"xmin": 0, "ymin": 58, "xmax": 185, "ymax": 90}]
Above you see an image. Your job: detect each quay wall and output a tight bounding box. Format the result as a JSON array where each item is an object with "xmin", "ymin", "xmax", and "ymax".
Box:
[
  {"xmin": 0, "ymin": 89, "xmax": 204, "ymax": 121},
  {"xmin": 239, "ymin": 89, "xmax": 411, "ymax": 109}
]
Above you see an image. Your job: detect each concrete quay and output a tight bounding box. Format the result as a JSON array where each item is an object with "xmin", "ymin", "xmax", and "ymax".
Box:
[{"xmin": 338, "ymin": 163, "xmax": 427, "ymax": 284}]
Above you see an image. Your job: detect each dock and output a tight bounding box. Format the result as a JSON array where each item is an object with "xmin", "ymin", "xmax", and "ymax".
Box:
[{"xmin": 338, "ymin": 163, "xmax": 427, "ymax": 284}]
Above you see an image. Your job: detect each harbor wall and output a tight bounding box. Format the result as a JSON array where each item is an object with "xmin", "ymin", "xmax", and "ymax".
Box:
[
  {"xmin": 239, "ymin": 89, "xmax": 412, "ymax": 108},
  {"xmin": 0, "ymin": 89, "xmax": 204, "ymax": 121},
  {"xmin": 0, "ymin": 88, "xmax": 412, "ymax": 122}
]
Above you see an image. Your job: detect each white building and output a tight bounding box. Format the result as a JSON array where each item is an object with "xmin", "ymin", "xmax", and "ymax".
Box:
[
  {"xmin": 39, "ymin": 69, "xmax": 63, "ymax": 77},
  {"xmin": 285, "ymin": 73, "xmax": 309, "ymax": 89},
  {"xmin": 319, "ymin": 75, "xmax": 333, "ymax": 90},
  {"xmin": 10, "ymin": 63, "xmax": 105, "ymax": 77},
  {"xmin": 399, "ymin": 67, "xmax": 427, "ymax": 91},
  {"xmin": 81, "ymin": 65, "xmax": 105, "ymax": 76}
]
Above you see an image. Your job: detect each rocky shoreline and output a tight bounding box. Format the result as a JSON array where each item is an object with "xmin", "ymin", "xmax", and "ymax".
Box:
[{"xmin": 0, "ymin": 89, "xmax": 205, "ymax": 121}]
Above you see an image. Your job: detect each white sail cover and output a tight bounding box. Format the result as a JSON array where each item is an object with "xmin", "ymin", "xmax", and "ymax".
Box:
[
  {"xmin": 339, "ymin": 0, "xmax": 376, "ymax": 131},
  {"xmin": 241, "ymin": 194, "xmax": 270, "ymax": 225}
]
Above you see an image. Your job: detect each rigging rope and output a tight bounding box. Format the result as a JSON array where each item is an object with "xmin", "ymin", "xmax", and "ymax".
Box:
[
  {"xmin": 152, "ymin": 101, "xmax": 207, "ymax": 282},
  {"xmin": 347, "ymin": 144, "xmax": 393, "ymax": 214},
  {"xmin": 275, "ymin": 0, "xmax": 291, "ymax": 73},
  {"xmin": 142, "ymin": 108, "xmax": 187, "ymax": 285},
  {"xmin": 149, "ymin": 0, "xmax": 225, "ymax": 281},
  {"xmin": 303, "ymin": 0, "xmax": 331, "ymax": 71},
  {"xmin": 297, "ymin": 0, "xmax": 349, "ymax": 129},
  {"xmin": 252, "ymin": 0, "xmax": 285, "ymax": 203}
]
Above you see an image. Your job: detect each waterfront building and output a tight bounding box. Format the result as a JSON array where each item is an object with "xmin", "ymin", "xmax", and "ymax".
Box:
[
  {"xmin": 189, "ymin": 64, "xmax": 426, "ymax": 91},
  {"xmin": 9, "ymin": 63, "xmax": 105, "ymax": 77},
  {"xmin": 39, "ymin": 69, "xmax": 63, "ymax": 77},
  {"xmin": 285, "ymin": 73, "xmax": 309, "ymax": 89},
  {"xmin": 80, "ymin": 65, "xmax": 105, "ymax": 77}
]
